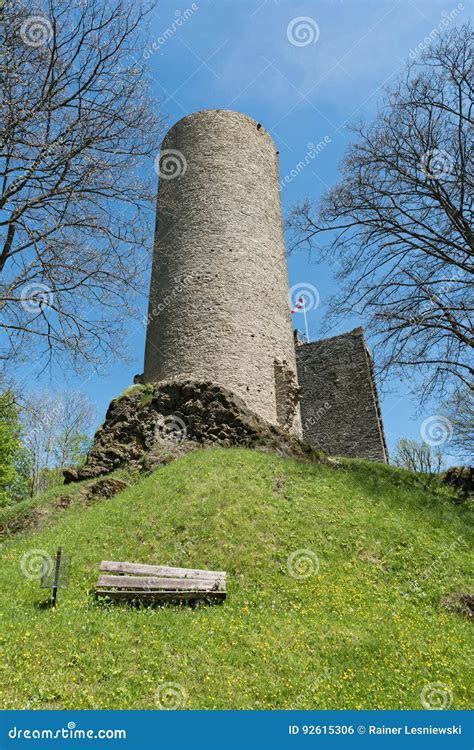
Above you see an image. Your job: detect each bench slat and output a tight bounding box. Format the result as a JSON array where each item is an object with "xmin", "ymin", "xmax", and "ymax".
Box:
[
  {"xmin": 96, "ymin": 589, "xmax": 226, "ymax": 602},
  {"xmin": 99, "ymin": 561, "xmax": 225, "ymax": 579},
  {"xmin": 97, "ymin": 574, "xmax": 226, "ymax": 591}
]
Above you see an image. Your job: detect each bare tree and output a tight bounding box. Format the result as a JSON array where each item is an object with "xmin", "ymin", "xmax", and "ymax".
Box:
[
  {"xmin": 288, "ymin": 23, "xmax": 473, "ymax": 404},
  {"xmin": 53, "ymin": 390, "xmax": 95, "ymax": 471},
  {"xmin": 0, "ymin": 0, "xmax": 165, "ymax": 372},
  {"xmin": 392, "ymin": 437, "xmax": 445, "ymax": 475},
  {"xmin": 443, "ymin": 388, "xmax": 473, "ymax": 462},
  {"xmin": 21, "ymin": 388, "xmax": 95, "ymax": 495},
  {"xmin": 21, "ymin": 391, "xmax": 57, "ymax": 495}
]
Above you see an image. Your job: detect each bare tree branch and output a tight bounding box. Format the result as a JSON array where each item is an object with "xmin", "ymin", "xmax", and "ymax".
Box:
[
  {"xmin": 0, "ymin": 0, "xmax": 166, "ymax": 372},
  {"xmin": 288, "ymin": 23, "xmax": 473, "ymax": 404}
]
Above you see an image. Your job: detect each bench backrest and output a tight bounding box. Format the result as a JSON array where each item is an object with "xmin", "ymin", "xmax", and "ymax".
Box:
[{"xmin": 96, "ymin": 560, "xmax": 226, "ymax": 596}]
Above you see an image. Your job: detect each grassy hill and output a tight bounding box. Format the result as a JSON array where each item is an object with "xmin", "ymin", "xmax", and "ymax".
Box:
[{"xmin": 0, "ymin": 447, "xmax": 471, "ymax": 710}]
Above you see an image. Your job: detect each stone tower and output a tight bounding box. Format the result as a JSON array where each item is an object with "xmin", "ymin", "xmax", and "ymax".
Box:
[
  {"xmin": 144, "ymin": 109, "xmax": 301, "ymax": 435},
  {"xmin": 295, "ymin": 328, "xmax": 388, "ymax": 462}
]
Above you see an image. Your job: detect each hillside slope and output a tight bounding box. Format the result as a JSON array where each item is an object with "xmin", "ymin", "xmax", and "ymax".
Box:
[{"xmin": 0, "ymin": 448, "xmax": 471, "ymax": 710}]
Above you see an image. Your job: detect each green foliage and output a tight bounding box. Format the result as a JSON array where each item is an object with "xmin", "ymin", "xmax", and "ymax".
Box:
[
  {"xmin": 0, "ymin": 448, "xmax": 471, "ymax": 709},
  {"xmin": 11, "ymin": 446, "xmax": 33, "ymax": 501},
  {"xmin": 19, "ymin": 389, "xmax": 95, "ymax": 496},
  {"xmin": 392, "ymin": 437, "xmax": 444, "ymax": 475},
  {"xmin": 118, "ymin": 383, "xmax": 154, "ymax": 405},
  {"xmin": 0, "ymin": 390, "xmax": 23, "ymax": 506},
  {"xmin": 55, "ymin": 433, "xmax": 92, "ymax": 471},
  {"xmin": 443, "ymin": 389, "xmax": 474, "ymax": 463}
]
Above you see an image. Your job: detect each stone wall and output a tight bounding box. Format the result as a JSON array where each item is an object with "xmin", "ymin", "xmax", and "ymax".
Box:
[
  {"xmin": 295, "ymin": 328, "xmax": 388, "ymax": 462},
  {"xmin": 143, "ymin": 109, "xmax": 301, "ymax": 436},
  {"xmin": 64, "ymin": 381, "xmax": 317, "ymax": 484}
]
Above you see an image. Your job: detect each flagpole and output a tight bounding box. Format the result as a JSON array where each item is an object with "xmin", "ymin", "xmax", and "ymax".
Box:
[{"xmin": 302, "ymin": 296, "xmax": 309, "ymax": 342}]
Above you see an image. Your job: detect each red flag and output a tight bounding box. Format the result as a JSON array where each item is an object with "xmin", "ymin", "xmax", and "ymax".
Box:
[{"xmin": 291, "ymin": 296, "xmax": 304, "ymax": 314}]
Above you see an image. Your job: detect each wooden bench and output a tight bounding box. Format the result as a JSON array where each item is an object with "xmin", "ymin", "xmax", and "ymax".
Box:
[{"xmin": 95, "ymin": 560, "xmax": 226, "ymax": 604}]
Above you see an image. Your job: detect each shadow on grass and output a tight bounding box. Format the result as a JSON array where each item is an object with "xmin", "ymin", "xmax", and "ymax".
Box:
[
  {"xmin": 93, "ymin": 595, "xmax": 225, "ymax": 611},
  {"xmin": 34, "ymin": 598, "xmax": 56, "ymax": 611}
]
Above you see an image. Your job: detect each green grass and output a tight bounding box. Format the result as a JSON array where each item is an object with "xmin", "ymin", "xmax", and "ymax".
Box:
[
  {"xmin": 0, "ymin": 468, "xmax": 138, "ymax": 537},
  {"xmin": 0, "ymin": 447, "xmax": 471, "ymax": 710}
]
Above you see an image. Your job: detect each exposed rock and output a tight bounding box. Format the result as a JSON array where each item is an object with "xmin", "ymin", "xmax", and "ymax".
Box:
[
  {"xmin": 65, "ymin": 380, "xmax": 319, "ymax": 483},
  {"xmin": 56, "ymin": 478, "xmax": 129, "ymax": 508},
  {"xmin": 56, "ymin": 494, "xmax": 75, "ymax": 509},
  {"xmin": 87, "ymin": 478, "xmax": 130, "ymax": 500},
  {"xmin": 442, "ymin": 592, "xmax": 474, "ymax": 620},
  {"xmin": 140, "ymin": 440, "xmax": 199, "ymax": 474}
]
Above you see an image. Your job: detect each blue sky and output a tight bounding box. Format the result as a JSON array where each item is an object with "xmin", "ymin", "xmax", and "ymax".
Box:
[{"xmin": 23, "ymin": 0, "xmax": 471, "ymax": 462}]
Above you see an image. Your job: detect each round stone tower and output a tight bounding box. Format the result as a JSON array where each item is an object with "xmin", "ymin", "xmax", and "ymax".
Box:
[{"xmin": 144, "ymin": 109, "xmax": 301, "ymax": 435}]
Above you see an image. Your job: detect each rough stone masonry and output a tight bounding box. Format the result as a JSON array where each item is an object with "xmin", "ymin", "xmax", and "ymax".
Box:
[
  {"xmin": 295, "ymin": 328, "xmax": 388, "ymax": 462},
  {"xmin": 144, "ymin": 109, "xmax": 302, "ymax": 436},
  {"xmin": 142, "ymin": 108, "xmax": 387, "ymax": 462},
  {"xmin": 69, "ymin": 109, "xmax": 387, "ymax": 482}
]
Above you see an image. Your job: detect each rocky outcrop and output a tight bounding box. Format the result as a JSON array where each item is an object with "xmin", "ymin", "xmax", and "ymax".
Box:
[
  {"xmin": 64, "ymin": 380, "xmax": 317, "ymax": 483},
  {"xmin": 57, "ymin": 478, "xmax": 130, "ymax": 507},
  {"xmin": 442, "ymin": 592, "xmax": 474, "ymax": 620}
]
